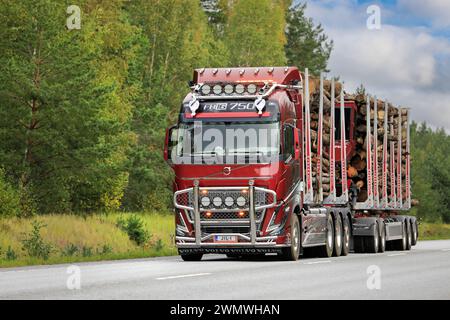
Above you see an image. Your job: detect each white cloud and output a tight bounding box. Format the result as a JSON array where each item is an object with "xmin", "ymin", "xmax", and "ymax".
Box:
[
  {"xmin": 304, "ymin": 0, "xmax": 450, "ymax": 131},
  {"xmin": 398, "ymin": 0, "xmax": 450, "ymax": 28}
]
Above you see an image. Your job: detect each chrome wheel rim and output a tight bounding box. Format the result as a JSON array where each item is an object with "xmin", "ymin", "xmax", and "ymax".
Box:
[{"xmin": 327, "ymin": 220, "xmax": 333, "ymax": 248}]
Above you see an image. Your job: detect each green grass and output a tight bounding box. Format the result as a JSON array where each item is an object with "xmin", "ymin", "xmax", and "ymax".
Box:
[
  {"xmin": 0, "ymin": 212, "xmax": 177, "ymax": 268},
  {"xmin": 419, "ymin": 222, "xmax": 450, "ymax": 241}
]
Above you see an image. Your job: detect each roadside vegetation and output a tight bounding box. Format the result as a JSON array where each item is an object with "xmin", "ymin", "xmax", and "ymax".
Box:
[{"xmin": 0, "ymin": 212, "xmax": 176, "ymax": 268}]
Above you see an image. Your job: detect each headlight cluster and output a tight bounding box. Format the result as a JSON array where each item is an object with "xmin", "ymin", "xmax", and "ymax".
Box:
[
  {"xmin": 199, "ymin": 83, "xmax": 259, "ymax": 96},
  {"xmin": 200, "ymin": 195, "xmax": 247, "ymax": 208}
]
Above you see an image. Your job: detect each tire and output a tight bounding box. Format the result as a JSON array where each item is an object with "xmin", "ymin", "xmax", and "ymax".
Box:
[
  {"xmin": 317, "ymin": 215, "xmax": 334, "ymax": 258},
  {"xmin": 395, "ymin": 221, "xmax": 408, "ymax": 251},
  {"xmin": 280, "ymin": 214, "xmax": 300, "ymax": 261},
  {"xmin": 180, "ymin": 253, "xmax": 203, "ymax": 261},
  {"xmin": 333, "ymin": 215, "xmax": 343, "ymax": 257},
  {"xmin": 341, "ymin": 216, "xmax": 350, "ymax": 256},
  {"xmin": 379, "ymin": 221, "xmax": 386, "ymax": 253},
  {"xmin": 365, "ymin": 222, "xmax": 379, "ymax": 253},
  {"xmin": 411, "ymin": 220, "xmax": 418, "ymax": 246},
  {"xmin": 405, "ymin": 220, "xmax": 412, "ymax": 251}
]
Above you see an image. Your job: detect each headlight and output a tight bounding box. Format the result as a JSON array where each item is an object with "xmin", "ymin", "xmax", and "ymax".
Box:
[
  {"xmin": 224, "ymin": 196, "xmax": 234, "ymax": 207},
  {"xmin": 201, "ymin": 196, "xmax": 211, "ymax": 207},
  {"xmin": 213, "ymin": 197, "xmax": 223, "ymax": 207},
  {"xmin": 236, "ymin": 196, "xmax": 246, "ymax": 207}
]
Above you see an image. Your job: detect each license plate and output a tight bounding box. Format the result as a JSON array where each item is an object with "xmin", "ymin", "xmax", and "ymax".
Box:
[{"xmin": 214, "ymin": 235, "xmax": 238, "ymax": 243}]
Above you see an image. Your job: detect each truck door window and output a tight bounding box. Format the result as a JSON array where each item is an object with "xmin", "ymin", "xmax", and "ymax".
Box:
[{"xmin": 283, "ymin": 125, "xmax": 295, "ymax": 161}]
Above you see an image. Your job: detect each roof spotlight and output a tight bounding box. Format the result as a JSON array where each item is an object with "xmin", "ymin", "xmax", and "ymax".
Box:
[
  {"xmin": 235, "ymin": 84, "xmax": 245, "ymax": 94},
  {"xmin": 213, "ymin": 85, "xmax": 222, "ymax": 95},
  {"xmin": 224, "ymin": 84, "xmax": 234, "ymax": 95},
  {"xmin": 201, "ymin": 84, "xmax": 211, "ymax": 95},
  {"xmin": 247, "ymin": 84, "xmax": 257, "ymax": 94}
]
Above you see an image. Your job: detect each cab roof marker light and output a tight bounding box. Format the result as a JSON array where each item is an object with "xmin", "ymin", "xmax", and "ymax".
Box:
[
  {"xmin": 213, "ymin": 68, "xmax": 218, "ymax": 75},
  {"xmin": 226, "ymin": 69, "xmax": 231, "ymax": 75},
  {"xmin": 240, "ymin": 69, "xmax": 245, "ymax": 76},
  {"xmin": 254, "ymin": 68, "xmax": 260, "ymax": 75}
]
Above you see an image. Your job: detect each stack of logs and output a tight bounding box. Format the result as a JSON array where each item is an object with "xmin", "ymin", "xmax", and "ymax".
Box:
[{"xmin": 307, "ymin": 77, "xmax": 409, "ymax": 205}]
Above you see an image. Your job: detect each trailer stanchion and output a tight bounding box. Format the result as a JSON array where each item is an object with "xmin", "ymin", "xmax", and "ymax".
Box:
[
  {"xmin": 304, "ymin": 68, "xmax": 314, "ymax": 203},
  {"xmin": 337, "ymin": 89, "xmax": 348, "ymax": 204},
  {"xmin": 317, "ymin": 73, "xmax": 324, "ymax": 202},
  {"xmin": 324, "ymin": 79, "xmax": 336, "ymax": 204},
  {"xmin": 381, "ymin": 100, "xmax": 389, "ymax": 207},
  {"xmin": 397, "ymin": 108, "xmax": 402, "ymax": 208},
  {"xmin": 373, "ymin": 96, "xmax": 379, "ymax": 207},
  {"xmin": 405, "ymin": 109, "xmax": 411, "ymax": 209}
]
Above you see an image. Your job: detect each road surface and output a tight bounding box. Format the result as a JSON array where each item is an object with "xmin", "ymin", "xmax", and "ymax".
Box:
[{"xmin": 1, "ymin": 240, "xmax": 449, "ymax": 299}]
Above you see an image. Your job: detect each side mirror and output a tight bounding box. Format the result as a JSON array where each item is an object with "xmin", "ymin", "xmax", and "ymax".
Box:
[
  {"xmin": 294, "ymin": 128, "xmax": 301, "ymax": 160},
  {"xmin": 164, "ymin": 124, "xmax": 177, "ymax": 163}
]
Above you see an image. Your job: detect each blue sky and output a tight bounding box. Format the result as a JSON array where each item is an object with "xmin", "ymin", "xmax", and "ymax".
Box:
[{"xmin": 301, "ymin": 0, "xmax": 450, "ymax": 130}]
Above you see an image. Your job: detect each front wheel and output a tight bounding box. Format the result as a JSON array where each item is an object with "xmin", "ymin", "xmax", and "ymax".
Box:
[{"xmin": 280, "ymin": 214, "xmax": 300, "ymax": 261}]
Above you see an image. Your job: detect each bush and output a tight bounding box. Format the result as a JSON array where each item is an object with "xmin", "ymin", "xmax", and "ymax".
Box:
[
  {"xmin": 21, "ymin": 221, "xmax": 52, "ymax": 260},
  {"xmin": 61, "ymin": 243, "xmax": 79, "ymax": 257},
  {"xmin": 155, "ymin": 239, "xmax": 164, "ymax": 252},
  {"xmin": 98, "ymin": 244, "xmax": 113, "ymax": 255},
  {"xmin": 117, "ymin": 214, "xmax": 150, "ymax": 246},
  {"xmin": 82, "ymin": 246, "xmax": 93, "ymax": 257},
  {"xmin": 0, "ymin": 169, "xmax": 20, "ymax": 217},
  {"xmin": 6, "ymin": 246, "xmax": 17, "ymax": 260}
]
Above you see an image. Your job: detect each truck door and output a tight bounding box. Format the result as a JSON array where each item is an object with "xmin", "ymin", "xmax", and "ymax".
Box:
[{"xmin": 282, "ymin": 124, "xmax": 299, "ymax": 198}]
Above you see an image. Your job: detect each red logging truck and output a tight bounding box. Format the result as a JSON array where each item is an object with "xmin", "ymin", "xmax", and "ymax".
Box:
[{"xmin": 164, "ymin": 66, "xmax": 417, "ymax": 261}]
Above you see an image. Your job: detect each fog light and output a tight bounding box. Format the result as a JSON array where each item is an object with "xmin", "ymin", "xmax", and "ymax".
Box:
[
  {"xmin": 238, "ymin": 211, "xmax": 246, "ymax": 218},
  {"xmin": 205, "ymin": 212, "xmax": 212, "ymax": 218}
]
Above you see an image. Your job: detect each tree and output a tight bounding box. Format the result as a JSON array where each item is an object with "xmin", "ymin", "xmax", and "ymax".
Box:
[
  {"xmin": 224, "ymin": 0, "xmax": 287, "ymax": 66},
  {"xmin": 285, "ymin": 2, "xmax": 333, "ymax": 75},
  {"xmin": 0, "ymin": 0, "xmax": 140, "ymax": 213},
  {"xmin": 122, "ymin": 0, "xmax": 228, "ymax": 211}
]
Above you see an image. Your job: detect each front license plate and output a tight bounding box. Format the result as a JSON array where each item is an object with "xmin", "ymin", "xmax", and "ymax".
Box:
[{"xmin": 214, "ymin": 235, "xmax": 238, "ymax": 243}]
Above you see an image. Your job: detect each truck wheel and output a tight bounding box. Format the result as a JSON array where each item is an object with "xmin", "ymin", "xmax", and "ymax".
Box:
[
  {"xmin": 180, "ymin": 253, "xmax": 203, "ymax": 261},
  {"xmin": 280, "ymin": 214, "xmax": 300, "ymax": 261},
  {"xmin": 379, "ymin": 221, "xmax": 386, "ymax": 253},
  {"xmin": 317, "ymin": 215, "xmax": 334, "ymax": 258},
  {"xmin": 395, "ymin": 221, "xmax": 408, "ymax": 251},
  {"xmin": 341, "ymin": 216, "xmax": 350, "ymax": 256},
  {"xmin": 333, "ymin": 215, "xmax": 343, "ymax": 257},
  {"xmin": 411, "ymin": 219, "xmax": 418, "ymax": 246},
  {"xmin": 405, "ymin": 220, "xmax": 412, "ymax": 251},
  {"xmin": 365, "ymin": 222, "xmax": 379, "ymax": 253}
]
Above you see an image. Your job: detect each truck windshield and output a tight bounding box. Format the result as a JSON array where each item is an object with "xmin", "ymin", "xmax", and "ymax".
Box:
[{"xmin": 173, "ymin": 122, "xmax": 280, "ymax": 164}]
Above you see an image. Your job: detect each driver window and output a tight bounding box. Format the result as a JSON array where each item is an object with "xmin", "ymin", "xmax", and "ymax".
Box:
[{"xmin": 283, "ymin": 125, "xmax": 295, "ymax": 161}]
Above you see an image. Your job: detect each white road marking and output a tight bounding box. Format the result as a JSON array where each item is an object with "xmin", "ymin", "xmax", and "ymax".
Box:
[
  {"xmin": 387, "ymin": 253, "xmax": 407, "ymax": 257},
  {"xmin": 156, "ymin": 273, "xmax": 211, "ymax": 280},
  {"xmin": 304, "ymin": 260, "xmax": 332, "ymax": 265}
]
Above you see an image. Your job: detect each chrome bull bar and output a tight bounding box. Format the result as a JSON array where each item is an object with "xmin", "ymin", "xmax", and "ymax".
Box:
[{"xmin": 173, "ymin": 180, "xmax": 277, "ymax": 246}]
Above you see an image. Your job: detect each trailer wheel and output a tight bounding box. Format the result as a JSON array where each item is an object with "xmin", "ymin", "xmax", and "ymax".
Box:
[
  {"xmin": 333, "ymin": 215, "xmax": 343, "ymax": 257},
  {"xmin": 341, "ymin": 217, "xmax": 350, "ymax": 256},
  {"xmin": 365, "ymin": 222, "xmax": 379, "ymax": 253},
  {"xmin": 317, "ymin": 215, "xmax": 334, "ymax": 258},
  {"xmin": 411, "ymin": 220, "xmax": 418, "ymax": 246},
  {"xmin": 180, "ymin": 253, "xmax": 203, "ymax": 261},
  {"xmin": 395, "ymin": 222, "xmax": 408, "ymax": 251},
  {"xmin": 379, "ymin": 221, "xmax": 386, "ymax": 253},
  {"xmin": 280, "ymin": 214, "xmax": 300, "ymax": 261}
]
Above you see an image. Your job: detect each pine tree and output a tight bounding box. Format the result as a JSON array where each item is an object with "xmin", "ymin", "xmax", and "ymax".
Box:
[{"xmin": 285, "ymin": 2, "xmax": 333, "ymax": 75}]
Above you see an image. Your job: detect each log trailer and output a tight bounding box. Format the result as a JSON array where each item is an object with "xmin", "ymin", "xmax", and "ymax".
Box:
[{"xmin": 164, "ymin": 66, "xmax": 417, "ymax": 261}]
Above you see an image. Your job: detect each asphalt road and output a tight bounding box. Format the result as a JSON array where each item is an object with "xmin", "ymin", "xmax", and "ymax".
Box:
[{"xmin": 0, "ymin": 240, "xmax": 449, "ymax": 300}]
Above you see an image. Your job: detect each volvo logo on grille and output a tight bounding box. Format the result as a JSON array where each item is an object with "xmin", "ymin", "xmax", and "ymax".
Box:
[{"xmin": 223, "ymin": 167, "xmax": 231, "ymax": 175}]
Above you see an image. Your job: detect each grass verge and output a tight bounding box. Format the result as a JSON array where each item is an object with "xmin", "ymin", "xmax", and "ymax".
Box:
[
  {"xmin": 0, "ymin": 212, "xmax": 176, "ymax": 268},
  {"xmin": 419, "ymin": 222, "xmax": 450, "ymax": 240}
]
